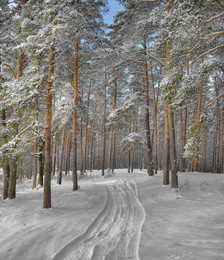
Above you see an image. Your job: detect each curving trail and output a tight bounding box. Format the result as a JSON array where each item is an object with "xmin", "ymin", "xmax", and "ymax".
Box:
[{"xmin": 52, "ymin": 180, "xmax": 145, "ymax": 260}]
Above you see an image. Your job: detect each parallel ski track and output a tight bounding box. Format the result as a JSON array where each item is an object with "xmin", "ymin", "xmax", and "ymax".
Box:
[{"xmin": 52, "ymin": 180, "xmax": 145, "ymax": 260}]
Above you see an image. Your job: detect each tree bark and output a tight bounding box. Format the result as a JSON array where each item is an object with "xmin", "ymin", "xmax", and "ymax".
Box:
[
  {"xmin": 131, "ymin": 106, "xmax": 139, "ymax": 172},
  {"xmin": 108, "ymin": 82, "xmax": 117, "ymax": 170},
  {"xmin": 79, "ymin": 87, "xmax": 84, "ymax": 174},
  {"xmin": 52, "ymin": 134, "xmax": 58, "ymax": 176},
  {"xmin": 38, "ymin": 145, "xmax": 44, "ymax": 186},
  {"xmin": 163, "ymin": 106, "xmax": 170, "ymax": 185},
  {"xmin": 72, "ymin": 39, "xmax": 79, "ymax": 191},
  {"xmin": 168, "ymin": 107, "xmax": 178, "ymax": 188},
  {"xmin": 179, "ymin": 107, "xmax": 187, "ymax": 172},
  {"xmin": 57, "ymin": 127, "xmax": 66, "ymax": 184},
  {"xmin": 90, "ymin": 103, "xmax": 97, "ymax": 172},
  {"xmin": 32, "ymin": 98, "xmax": 39, "ymax": 189},
  {"xmin": 3, "ymin": 164, "xmax": 10, "ymax": 200},
  {"xmin": 8, "ymin": 162, "xmax": 17, "ymax": 199},
  {"xmin": 143, "ymin": 41, "xmax": 153, "ymax": 176},
  {"xmin": 150, "ymin": 64, "xmax": 159, "ymax": 174},
  {"xmin": 65, "ymin": 137, "xmax": 71, "ymax": 176},
  {"xmin": 191, "ymin": 56, "xmax": 204, "ymax": 172},
  {"xmin": 112, "ymin": 131, "xmax": 117, "ymax": 173},
  {"xmin": 43, "ymin": 43, "xmax": 55, "ymax": 208},
  {"xmin": 84, "ymin": 83, "xmax": 91, "ymax": 172},
  {"xmin": 102, "ymin": 74, "xmax": 107, "ymax": 176},
  {"xmin": 165, "ymin": 41, "xmax": 178, "ymax": 188}
]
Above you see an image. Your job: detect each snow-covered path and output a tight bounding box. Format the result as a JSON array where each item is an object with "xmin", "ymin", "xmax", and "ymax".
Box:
[
  {"xmin": 52, "ymin": 180, "xmax": 145, "ymax": 260},
  {"xmin": 1, "ymin": 171, "xmax": 223, "ymax": 260}
]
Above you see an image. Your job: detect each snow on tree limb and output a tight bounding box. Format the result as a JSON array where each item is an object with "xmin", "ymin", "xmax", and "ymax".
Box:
[
  {"xmin": 206, "ymin": 11, "xmax": 224, "ymax": 22},
  {"xmin": 213, "ymin": 0, "xmax": 224, "ymax": 10},
  {"xmin": 192, "ymin": 45, "xmax": 224, "ymax": 64}
]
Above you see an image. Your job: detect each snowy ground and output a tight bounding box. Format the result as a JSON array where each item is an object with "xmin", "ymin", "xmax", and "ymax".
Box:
[{"xmin": 0, "ymin": 170, "xmax": 224, "ymax": 260}]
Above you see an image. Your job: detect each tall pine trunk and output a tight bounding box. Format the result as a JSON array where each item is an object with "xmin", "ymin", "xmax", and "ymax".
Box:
[
  {"xmin": 84, "ymin": 83, "xmax": 91, "ymax": 173},
  {"xmin": 102, "ymin": 75, "xmax": 107, "ymax": 176},
  {"xmin": 52, "ymin": 134, "xmax": 58, "ymax": 176},
  {"xmin": 163, "ymin": 106, "xmax": 170, "ymax": 185},
  {"xmin": 90, "ymin": 103, "xmax": 97, "ymax": 172},
  {"xmin": 179, "ymin": 108, "xmax": 187, "ymax": 172},
  {"xmin": 191, "ymin": 57, "xmax": 204, "ymax": 172},
  {"xmin": 57, "ymin": 127, "xmax": 66, "ymax": 184},
  {"xmin": 43, "ymin": 44, "xmax": 55, "ymax": 208},
  {"xmin": 32, "ymin": 98, "xmax": 39, "ymax": 189},
  {"xmin": 143, "ymin": 41, "xmax": 153, "ymax": 176},
  {"xmin": 65, "ymin": 137, "xmax": 71, "ymax": 176},
  {"xmin": 72, "ymin": 39, "xmax": 79, "ymax": 191},
  {"xmin": 131, "ymin": 106, "xmax": 139, "ymax": 172},
  {"xmin": 165, "ymin": 41, "xmax": 178, "ymax": 188}
]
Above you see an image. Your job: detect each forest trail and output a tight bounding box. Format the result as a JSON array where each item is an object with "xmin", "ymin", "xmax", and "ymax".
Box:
[{"xmin": 52, "ymin": 180, "xmax": 145, "ymax": 260}]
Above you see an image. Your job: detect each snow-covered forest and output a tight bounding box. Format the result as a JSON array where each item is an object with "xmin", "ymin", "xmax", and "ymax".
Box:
[{"xmin": 0, "ymin": 0, "xmax": 224, "ymax": 259}]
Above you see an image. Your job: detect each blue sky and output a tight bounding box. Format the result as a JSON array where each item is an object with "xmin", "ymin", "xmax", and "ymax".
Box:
[{"xmin": 104, "ymin": 0, "xmax": 124, "ymax": 24}]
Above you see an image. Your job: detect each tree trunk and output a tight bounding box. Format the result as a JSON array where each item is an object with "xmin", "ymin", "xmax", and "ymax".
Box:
[
  {"xmin": 128, "ymin": 114, "xmax": 132, "ymax": 173},
  {"xmin": 143, "ymin": 41, "xmax": 153, "ymax": 176},
  {"xmin": 191, "ymin": 57, "xmax": 204, "ymax": 172},
  {"xmin": 149, "ymin": 63, "xmax": 159, "ymax": 174},
  {"xmin": 168, "ymin": 107, "xmax": 178, "ymax": 188},
  {"xmin": 1, "ymin": 108, "xmax": 10, "ymax": 199},
  {"xmin": 80, "ymin": 118, "xmax": 83, "ymax": 174},
  {"xmin": 8, "ymin": 162, "xmax": 17, "ymax": 199},
  {"xmin": 38, "ymin": 144, "xmax": 44, "ymax": 186},
  {"xmin": 131, "ymin": 106, "xmax": 139, "ymax": 173},
  {"xmin": 32, "ymin": 98, "xmax": 39, "ymax": 189},
  {"xmin": 65, "ymin": 137, "xmax": 71, "ymax": 176},
  {"xmin": 102, "ymin": 74, "xmax": 107, "ymax": 176},
  {"xmin": 84, "ymin": 83, "xmax": 91, "ymax": 172},
  {"xmin": 165, "ymin": 41, "xmax": 178, "ymax": 188},
  {"xmin": 43, "ymin": 43, "xmax": 55, "ymax": 208},
  {"xmin": 3, "ymin": 164, "xmax": 10, "ymax": 200},
  {"xmin": 213, "ymin": 84, "xmax": 222, "ymax": 173},
  {"xmin": 52, "ymin": 134, "xmax": 58, "ymax": 176},
  {"xmin": 108, "ymin": 82, "xmax": 117, "ymax": 170},
  {"xmin": 79, "ymin": 87, "xmax": 84, "ymax": 174},
  {"xmin": 112, "ymin": 132, "xmax": 117, "ymax": 173},
  {"xmin": 163, "ymin": 106, "xmax": 170, "ymax": 185},
  {"xmin": 179, "ymin": 107, "xmax": 187, "ymax": 172},
  {"xmin": 57, "ymin": 127, "xmax": 66, "ymax": 184},
  {"xmin": 72, "ymin": 39, "xmax": 79, "ymax": 191},
  {"xmin": 90, "ymin": 103, "xmax": 97, "ymax": 172}
]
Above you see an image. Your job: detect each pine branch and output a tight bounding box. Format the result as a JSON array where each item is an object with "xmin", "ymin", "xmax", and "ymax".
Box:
[
  {"xmin": 123, "ymin": 51, "xmax": 145, "ymax": 60},
  {"xmin": 213, "ymin": 0, "xmax": 224, "ymax": 9},
  {"xmin": 192, "ymin": 44, "xmax": 224, "ymax": 64},
  {"xmin": 147, "ymin": 53, "xmax": 165, "ymax": 66},
  {"xmin": 206, "ymin": 11, "xmax": 224, "ymax": 22},
  {"xmin": 129, "ymin": 0, "xmax": 159, "ymax": 18},
  {"xmin": 204, "ymin": 92, "xmax": 224, "ymax": 111},
  {"xmin": 3, "ymin": 64, "xmax": 17, "ymax": 79},
  {"xmin": 207, "ymin": 31, "xmax": 224, "ymax": 37},
  {"xmin": 188, "ymin": 32, "xmax": 224, "ymax": 54},
  {"xmin": 129, "ymin": 71, "xmax": 145, "ymax": 75}
]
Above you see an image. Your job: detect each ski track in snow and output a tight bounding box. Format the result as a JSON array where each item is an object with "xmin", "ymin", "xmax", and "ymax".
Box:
[{"xmin": 52, "ymin": 180, "xmax": 145, "ymax": 260}]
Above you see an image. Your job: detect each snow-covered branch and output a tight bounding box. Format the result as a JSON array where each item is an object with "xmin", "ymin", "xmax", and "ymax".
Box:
[{"xmin": 192, "ymin": 45, "xmax": 224, "ymax": 64}]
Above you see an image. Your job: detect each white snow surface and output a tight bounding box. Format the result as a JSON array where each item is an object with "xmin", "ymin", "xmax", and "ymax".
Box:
[{"xmin": 0, "ymin": 170, "xmax": 224, "ymax": 260}]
